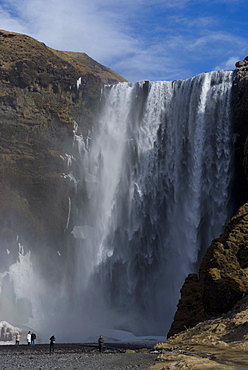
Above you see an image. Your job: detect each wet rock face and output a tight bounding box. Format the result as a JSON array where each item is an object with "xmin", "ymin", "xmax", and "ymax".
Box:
[{"xmin": 0, "ymin": 30, "xmax": 126, "ymax": 252}]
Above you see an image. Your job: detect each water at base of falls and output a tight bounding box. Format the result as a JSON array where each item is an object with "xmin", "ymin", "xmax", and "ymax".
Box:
[{"xmin": 0, "ymin": 70, "xmax": 235, "ymax": 342}]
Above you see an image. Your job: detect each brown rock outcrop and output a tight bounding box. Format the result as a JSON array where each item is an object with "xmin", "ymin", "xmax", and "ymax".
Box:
[
  {"xmin": 200, "ymin": 203, "xmax": 248, "ymax": 315},
  {"xmin": 168, "ymin": 202, "xmax": 248, "ymax": 337}
]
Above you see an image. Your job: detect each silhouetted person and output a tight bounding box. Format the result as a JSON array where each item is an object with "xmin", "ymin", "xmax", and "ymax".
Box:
[
  {"xmin": 27, "ymin": 331, "xmax": 31, "ymax": 345},
  {"xmin": 98, "ymin": 335, "xmax": 104, "ymax": 352},
  {"xmin": 15, "ymin": 332, "xmax": 20, "ymax": 345},
  {"xmin": 31, "ymin": 332, "xmax": 36, "ymax": 345},
  {"xmin": 50, "ymin": 335, "xmax": 55, "ymax": 353}
]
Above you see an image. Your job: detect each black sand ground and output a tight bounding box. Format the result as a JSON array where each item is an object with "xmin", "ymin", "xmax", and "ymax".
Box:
[{"xmin": 0, "ymin": 343, "xmax": 157, "ymax": 369}]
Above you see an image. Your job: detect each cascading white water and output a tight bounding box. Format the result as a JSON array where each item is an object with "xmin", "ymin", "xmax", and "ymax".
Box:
[
  {"xmin": 73, "ymin": 70, "xmax": 234, "ymax": 337},
  {"xmin": 0, "ymin": 70, "xmax": 234, "ymax": 342}
]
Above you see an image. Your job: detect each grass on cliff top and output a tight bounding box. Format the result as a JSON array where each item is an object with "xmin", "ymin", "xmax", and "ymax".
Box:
[
  {"xmin": 0, "ymin": 29, "xmax": 126, "ymax": 83},
  {"xmin": 53, "ymin": 50, "xmax": 127, "ymax": 83}
]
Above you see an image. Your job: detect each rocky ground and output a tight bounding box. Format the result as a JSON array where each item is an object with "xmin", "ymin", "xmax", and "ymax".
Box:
[
  {"xmin": 148, "ymin": 343, "xmax": 248, "ymax": 370},
  {"xmin": 148, "ymin": 295, "xmax": 248, "ymax": 369},
  {"xmin": 0, "ymin": 342, "xmax": 158, "ymax": 369}
]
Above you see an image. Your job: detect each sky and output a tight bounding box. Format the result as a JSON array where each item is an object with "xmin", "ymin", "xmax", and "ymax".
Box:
[{"xmin": 0, "ymin": 0, "xmax": 248, "ymax": 82}]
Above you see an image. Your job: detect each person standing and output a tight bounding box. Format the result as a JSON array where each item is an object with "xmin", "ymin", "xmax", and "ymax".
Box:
[
  {"xmin": 27, "ymin": 331, "xmax": 31, "ymax": 345},
  {"xmin": 15, "ymin": 332, "xmax": 20, "ymax": 345},
  {"xmin": 50, "ymin": 335, "xmax": 55, "ymax": 353},
  {"xmin": 98, "ymin": 336, "xmax": 104, "ymax": 352},
  {"xmin": 31, "ymin": 332, "xmax": 36, "ymax": 345}
]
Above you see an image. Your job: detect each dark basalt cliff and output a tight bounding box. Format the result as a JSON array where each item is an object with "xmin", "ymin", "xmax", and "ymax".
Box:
[
  {"xmin": 0, "ymin": 30, "xmax": 126, "ymax": 264},
  {"xmin": 232, "ymin": 57, "xmax": 248, "ymax": 205},
  {"xmin": 168, "ymin": 57, "xmax": 248, "ymax": 337}
]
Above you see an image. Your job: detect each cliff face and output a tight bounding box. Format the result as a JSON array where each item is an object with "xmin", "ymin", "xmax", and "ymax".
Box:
[
  {"xmin": 232, "ymin": 57, "xmax": 248, "ymax": 205},
  {"xmin": 168, "ymin": 57, "xmax": 248, "ymax": 337},
  {"xmin": 0, "ymin": 30, "xmax": 126, "ymax": 263}
]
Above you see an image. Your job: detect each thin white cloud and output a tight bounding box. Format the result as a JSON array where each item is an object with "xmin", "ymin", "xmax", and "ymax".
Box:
[
  {"xmin": 215, "ymin": 56, "xmax": 241, "ymax": 71},
  {"xmin": 0, "ymin": 6, "xmax": 27, "ymax": 34},
  {"xmin": 169, "ymin": 15, "xmax": 217, "ymax": 29},
  {"xmin": 186, "ymin": 32, "xmax": 248, "ymax": 63},
  {"xmin": 190, "ymin": 32, "xmax": 242, "ymax": 48}
]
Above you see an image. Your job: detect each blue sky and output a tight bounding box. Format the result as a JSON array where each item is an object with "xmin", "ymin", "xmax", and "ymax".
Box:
[{"xmin": 0, "ymin": 0, "xmax": 248, "ymax": 81}]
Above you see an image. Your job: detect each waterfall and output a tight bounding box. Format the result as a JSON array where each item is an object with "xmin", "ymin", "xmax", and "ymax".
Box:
[
  {"xmin": 72, "ymin": 70, "xmax": 234, "ymax": 337},
  {"xmin": 0, "ymin": 70, "xmax": 234, "ymax": 342}
]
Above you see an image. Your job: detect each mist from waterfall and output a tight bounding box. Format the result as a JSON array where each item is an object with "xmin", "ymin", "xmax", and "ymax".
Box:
[
  {"xmin": 0, "ymin": 70, "xmax": 234, "ymax": 342},
  {"xmin": 71, "ymin": 70, "xmax": 234, "ymax": 337}
]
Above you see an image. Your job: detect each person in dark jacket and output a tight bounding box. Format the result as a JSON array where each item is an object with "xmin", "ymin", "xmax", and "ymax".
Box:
[
  {"xmin": 50, "ymin": 335, "xmax": 55, "ymax": 353},
  {"xmin": 98, "ymin": 335, "xmax": 104, "ymax": 352},
  {"xmin": 31, "ymin": 332, "xmax": 36, "ymax": 345}
]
